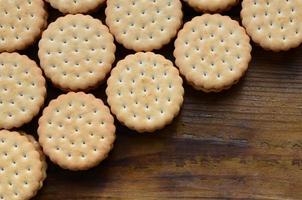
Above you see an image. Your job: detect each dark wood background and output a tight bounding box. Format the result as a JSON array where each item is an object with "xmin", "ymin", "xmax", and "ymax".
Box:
[{"xmin": 18, "ymin": 1, "xmax": 302, "ymax": 199}]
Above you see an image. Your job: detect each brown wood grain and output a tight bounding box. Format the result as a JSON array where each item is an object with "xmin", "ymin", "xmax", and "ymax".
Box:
[{"xmin": 17, "ymin": 2, "xmax": 302, "ymax": 200}]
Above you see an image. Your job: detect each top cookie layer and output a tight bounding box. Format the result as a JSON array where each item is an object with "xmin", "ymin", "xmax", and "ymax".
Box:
[
  {"xmin": 0, "ymin": 130, "xmax": 45, "ymax": 200},
  {"xmin": 38, "ymin": 92, "xmax": 116, "ymax": 170},
  {"xmin": 0, "ymin": 0, "xmax": 47, "ymax": 52},
  {"xmin": 0, "ymin": 53, "xmax": 46, "ymax": 129},
  {"xmin": 183, "ymin": 0, "xmax": 239, "ymax": 12},
  {"xmin": 38, "ymin": 14, "xmax": 116, "ymax": 91},
  {"xmin": 241, "ymin": 0, "xmax": 302, "ymax": 51},
  {"xmin": 105, "ymin": 0, "xmax": 183, "ymax": 51},
  {"xmin": 174, "ymin": 14, "xmax": 252, "ymax": 92},
  {"xmin": 106, "ymin": 52, "xmax": 184, "ymax": 133},
  {"xmin": 46, "ymin": 0, "xmax": 105, "ymax": 14}
]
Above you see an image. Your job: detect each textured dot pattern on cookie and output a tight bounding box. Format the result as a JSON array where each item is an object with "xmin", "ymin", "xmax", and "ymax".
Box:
[
  {"xmin": 38, "ymin": 14, "xmax": 116, "ymax": 91},
  {"xmin": 0, "ymin": 53, "xmax": 46, "ymax": 129},
  {"xmin": 23, "ymin": 134, "xmax": 47, "ymax": 190},
  {"xmin": 46, "ymin": 0, "xmax": 105, "ymax": 14},
  {"xmin": 38, "ymin": 92, "xmax": 116, "ymax": 171},
  {"xmin": 174, "ymin": 14, "xmax": 252, "ymax": 92},
  {"xmin": 105, "ymin": 0, "xmax": 183, "ymax": 51},
  {"xmin": 241, "ymin": 0, "xmax": 302, "ymax": 51},
  {"xmin": 0, "ymin": 130, "xmax": 45, "ymax": 200},
  {"xmin": 0, "ymin": 0, "xmax": 47, "ymax": 52},
  {"xmin": 183, "ymin": 0, "xmax": 239, "ymax": 12},
  {"xmin": 106, "ymin": 52, "xmax": 184, "ymax": 133}
]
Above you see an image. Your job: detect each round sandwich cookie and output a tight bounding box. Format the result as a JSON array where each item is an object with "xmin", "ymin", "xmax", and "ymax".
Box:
[
  {"xmin": 241, "ymin": 0, "xmax": 302, "ymax": 51},
  {"xmin": 105, "ymin": 0, "xmax": 183, "ymax": 51},
  {"xmin": 174, "ymin": 14, "xmax": 252, "ymax": 92},
  {"xmin": 0, "ymin": 130, "xmax": 47, "ymax": 200},
  {"xmin": 0, "ymin": 53, "xmax": 46, "ymax": 130},
  {"xmin": 183, "ymin": 0, "xmax": 239, "ymax": 13},
  {"xmin": 46, "ymin": 0, "xmax": 105, "ymax": 14},
  {"xmin": 38, "ymin": 92, "xmax": 116, "ymax": 171},
  {"xmin": 38, "ymin": 14, "xmax": 116, "ymax": 91},
  {"xmin": 106, "ymin": 52, "xmax": 184, "ymax": 133},
  {"xmin": 0, "ymin": 0, "xmax": 47, "ymax": 52}
]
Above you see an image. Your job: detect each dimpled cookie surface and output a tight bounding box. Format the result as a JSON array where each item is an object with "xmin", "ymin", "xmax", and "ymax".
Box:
[
  {"xmin": 0, "ymin": 130, "xmax": 45, "ymax": 200},
  {"xmin": 0, "ymin": 53, "xmax": 46, "ymax": 129},
  {"xmin": 38, "ymin": 92, "xmax": 116, "ymax": 170},
  {"xmin": 105, "ymin": 0, "xmax": 183, "ymax": 51},
  {"xmin": 174, "ymin": 14, "xmax": 252, "ymax": 92},
  {"xmin": 106, "ymin": 52, "xmax": 184, "ymax": 133},
  {"xmin": 241, "ymin": 0, "xmax": 302, "ymax": 51},
  {"xmin": 0, "ymin": 0, "xmax": 47, "ymax": 52},
  {"xmin": 38, "ymin": 14, "xmax": 116, "ymax": 91}
]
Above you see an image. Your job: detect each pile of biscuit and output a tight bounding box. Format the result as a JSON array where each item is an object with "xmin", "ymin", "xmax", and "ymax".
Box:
[{"xmin": 0, "ymin": 0, "xmax": 301, "ymax": 199}]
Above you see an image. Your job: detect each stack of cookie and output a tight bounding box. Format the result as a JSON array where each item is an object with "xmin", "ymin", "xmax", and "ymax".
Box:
[{"xmin": 0, "ymin": 0, "xmax": 302, "ymax": 198}]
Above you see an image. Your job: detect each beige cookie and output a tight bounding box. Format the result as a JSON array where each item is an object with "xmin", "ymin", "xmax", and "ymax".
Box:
[
  {"xmin": 38, "ymin": 92, "xmax": 116, "ymax": 171},
  {"xmin": 0, "ymin": 53, "xmax": 46, "ymax": 129},
  {"xmin": 183, "ymin": 0, "xmax": 239, "ymax": 12},
  {"xmin": 174, "ymin": 14, "xmax": 252, "ymax": 92},
  {"xmin": 23, "ymin": 134, "xmax": 47, "ymax": 190},
  {"xmin": 0, "ymin": 130, "xmax": 46, "ymax": 200},
  {"xmin": 38, "ymin": 14, "xmax": 116, "ymax": 91},
  {"xmin": 46, "ymin": 0, "xmax": 105, "ymax": 14},
  {"xmin": 106, "ymin": 52, "xmax": 184, "ymax": 133},
  {"xmin": 0, "ymin": 0, "xmax": 47, "ymax": 52},
  {"xmin": 241, "ymin": 0, "xmax": 302, "ymax": 51},
  {"xmin": 105, "ymin": 0, "xmax": 183, "ymax": 51}
]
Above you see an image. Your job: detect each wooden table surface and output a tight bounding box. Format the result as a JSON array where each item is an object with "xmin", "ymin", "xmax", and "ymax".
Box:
[{"xmin": 19, "ymin": 2, "xmax": 302, "ymax": 200}]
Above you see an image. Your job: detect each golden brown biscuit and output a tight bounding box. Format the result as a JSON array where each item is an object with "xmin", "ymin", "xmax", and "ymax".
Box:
[
  {"xmin": 0, "ymin": 0, "xmax": 47, "ymax": 52},
  {"xmin": 38, "ymin": 14, "xmax": 116, "ymax": 91},
  {"xmin": 183, "ymin": 0, "xmax": 239, "ymax": 13},
  {"xmin": 0, "ymin": 53, "xmax": 46, "ymax": 129},
  {"xmin": 174, "ymin": 14, "xmax": 252, "ymax": 92},
  {"xmin": 241, "ymin": 0, "xmax": 302, "ymax": 51},
  {"xmin": 106, "ymin": 52, "xmax": 184, "ymax": 133},
  {"xmin": 46, "ymin": 0, "xmax": 105, "ymax": 14},
  {"xmin": 38, "ymin": 92, "xmax": 116, "ymax": 170},
  {"xmin": 0, "ymin": 130, "xmax": 46, "ymax": 200},
  {"xmin": 105, "ymin": 0, "xmax": 183, "ymax": 51}
]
